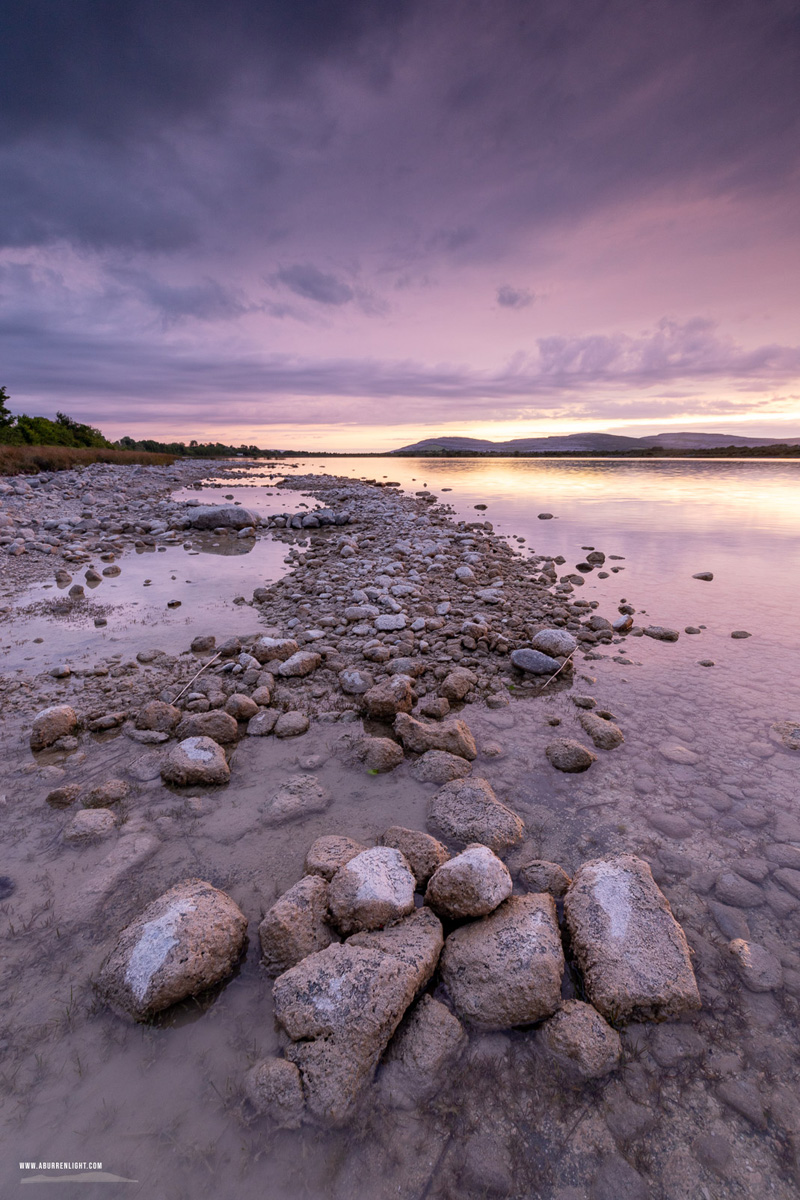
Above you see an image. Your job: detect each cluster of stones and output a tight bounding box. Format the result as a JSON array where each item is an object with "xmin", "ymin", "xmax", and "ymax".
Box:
[{"xmin": 95, "ymin": 836, "xmax": 701, "ymax": 1131}]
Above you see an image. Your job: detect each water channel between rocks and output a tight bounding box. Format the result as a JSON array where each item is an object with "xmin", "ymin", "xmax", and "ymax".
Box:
[{"xmin": 1, "ymin": 457, "xmax": 799, "ymax": 1200}]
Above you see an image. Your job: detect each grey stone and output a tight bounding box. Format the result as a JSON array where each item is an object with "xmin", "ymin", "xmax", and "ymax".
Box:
[
  {"xmin": 715, "ymin": 871, "xmax": 764, "ymax": 908},
  {"xmin": 328, "ymin": 847, "xmax": 416, "ymax": 933},
  {"xmin": 161, "ymin": 737, "xmax": 231, "ymax": 786},
  {"xmin": 62, "ymin": 808, "xmax": 116, "ymax": 844},
  {"xmin": 531, "ymin": 628, "xmax": 578, "ymax": 657},
  {"xmin": 644, "ymin": 625, "xmax": 680, "ymax": 642},
  {"xmin": 252, "ymin": 636, "xmax": 299, "ymax": 664},
  {"xmin": 769, "ymin": 720, "xmax": 800, "ymax": 751},
  {"xmin": 425, "ymin": 844, "xmax": 512, "ymax": 919},
  {"xmin": 338, "ymin": 667, "xmax": 374, "ymax": 695},
  {"xmin": 510, "ymin": 647, "xmax": 561, "ymax": 675},
  {"xmin": 188, "ymin": 505, "xmax": 259, "ymax": 530},
  {"xmin": 261, "ymin": 774, "xmax": 329, "ymax": 824},
  {"xmin": 440, "ymin": 894, "xmax": 564, "ymax": 1029},
  {"xmin": 278, "ymin": 651, "xmax": 322, "ymax": 678},
  {"xmin": 728, "ymin": 940, "xmax": 783, "ymax": 992},
  {"xmin": 394, "ymin": 712, "xmax": 477, "ymax": 759},
  {"xmin": 546, "ymin": 739, "xmax": 597, "ymax": 772},
  {"xmin": 175, "ymin": 710, "xmax": 239, "ymax": 745},
  {"xmin": 564, "ymin": 855, "xmax": 701, "ymax": 1022},
  {"xmin": 380, "ymin": 995, "xmax": 467, "ymax": 1109},
  {"xmin": 274, "ymin": 712, "xmax": 310, "ymax": 738},
  {"xmin": 96, "ymin": 879, "xmax": 247, "ymax": 1020},
  {"xmin": 427, "ymin": 776, "xmax": 525, "ymax": 854},
  {"xmin": 357, "ymin": 736, "xmax": 404, "ymax": 772},
  {"xmin": 246, "ymin": 709, "xmax": 279, "ymax": 736},
  {"xmin": 411, "ymin": 749, "xmax": 472, "ymax": 783}
]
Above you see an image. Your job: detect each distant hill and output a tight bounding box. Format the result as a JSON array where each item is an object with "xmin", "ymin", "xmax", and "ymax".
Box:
[{"xmin": 392, "ymin": 431, "xmax": 800, "ymax": 454}]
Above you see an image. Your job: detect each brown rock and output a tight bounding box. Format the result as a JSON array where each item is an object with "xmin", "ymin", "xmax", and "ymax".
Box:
[
  {"xmin": 363, "ymin": 676, "xmax": 415, "ymax": 719},
  {"xmin": 427, "ymin": 776, "xmax": 525, "ymax": 854},
  {"xmin": 135, "ymin": 701, "xmax": 180, "ymax": 732},
  {"xmin": 259, "ymin": 876, "xmax": 337, "ymax": 975},
  {"xmin": 439, "ymin": 668, "xmax": 477, "ymax": 701},
  {"xmin": 519, "ymin": 860, "xmax": 572, "ymax": 898},
  {"xmin": 31, "ymin": 704, "xmax": 78, "ymax": 750},
  {"xmin": 274, "ymin": 712, "xmax": 310, "ymax": 738},
  {"xmin": 379, "ymin": 827, "xmax": 450, "ymax": 888},
  {"xmin": 546, "ymin": 739, "xmax": 597, "ymax": 772},
  {"xmin": 539, "ymin": 1000, "xmax": 621, "ymax": 1081},
  {"xmin": 161, "ymin": 736, "xmax": 231, "ymax": 786},
  {"xmin": 380, "ymin": 995, "xmax": 467, "ymax": 1109},
  {"xmin": 440, "ymin": 894, "xmax": 564, "ymax": 1029},
  {"xmin": 411, "ymin": 749, "xmax": 472, "ymax": 783},
  {"xmin": 175, "ymin": 710, "xmax": 239, "ymax": 745},
  {"xmin": 579, "ymin": 711, "xmax": 624, "ymax": 750},
  {"xmin": 225, "ymin": 693, "xmax": 259, "ymax": 720},
  {"xmin": 563, "ymin": 855, "xmax": 701, "ymax": 1022},
  {"xmin": 83, "ymin": 779, "xmax": 130, "ymax": 808},
  {"xmin": 425, "ymin": 844, "xmax": 512, "ymax": 919},
  {"xmin": 394, "ymin": 713, "xmax": 477, "ymax": 760},
  {"xmin": 356, "ymin": 736, "xmax": 404, "ymax": 772},
  {"xmin": 243, "ymin": 1058, "xmax": 305, "ymax": 1128},
  {"xmin": 96, "ymin": 879, "xmax": 247, "ymax": 1020},
  {"xmin": 304, "ymin": 835, "xmax": 367, "ymax": 881},
  {"xmin": 328, "ymin": 847, "xmax": 416, "ymax": 934},
  {"xmin": 62, "ymin": 808, "xmax": 117, "ymax": 844}
]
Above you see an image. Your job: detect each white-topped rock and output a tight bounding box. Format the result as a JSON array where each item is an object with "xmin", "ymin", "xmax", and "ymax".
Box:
[
  {"xmin": 328, "ymin": 847, "xmax": 416, "ymax": 934},
  {"xmin": 425, "ymin": 845, "xmax": 512, "ymax": 919}
]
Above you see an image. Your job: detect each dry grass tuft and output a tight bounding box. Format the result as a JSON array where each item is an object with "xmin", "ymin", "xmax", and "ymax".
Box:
[{"xmin": 0, "ymin": 445, "xmax": 176, "ymax": 476}]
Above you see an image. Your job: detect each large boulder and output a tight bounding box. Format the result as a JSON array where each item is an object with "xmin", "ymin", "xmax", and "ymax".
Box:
[
  {"xmin": 510, "ymin": 648, "xmax": 561, "ymax": 675},
  {"xmin": 175, "ymin": 710, "xmax": 239, "ymax": 745},
  {"xmin": 379, "ymin": 995, "xmax": 467, "ymax": 1109},
  {"xmin": 363, "ymin": 676, "xmax": 415, "ymax": 719},
  {"xmin": 427, "ymin": 777, "xmax": 525, "ymax": 854},
  {"xmin": 425, "ymin": 845, "xmax": 512, "ymax": 920},
  {"xmin": 31, "ymin": 704, "xmax": 78, "ymax": 750},
  {"xmin": 260, "ymin": 775, "xmax": 329, "ymax": 825},
  {"xmin": 304, "ymin": 835, "xmax": 367, "ymax": 881},
  {"xmin": 379, "ymin": 827, "xmax": 450, "ymax": 888},
  {"xmin": 259, "ymin": 876, "xmax": 337, "ymax": 975},
  {"xmin": 347, "ymin": 907, "xmax": 443, "ymax": 994},
  {"xmin": 96, "ymin": 879, "xmax": 247, "ymax": 1020},
  {"xmin": 440, "ymin": 894, "xmax": 564, "ymax": 1029},
  {"xmin": 394, "ymin": 713, "xmax": 477, "ymax": 760},
  {"xmin": 538, "ymin": 1000, "xmax": 621, "ymax": 1081},
  {"xmin": 328, "ymin": 847, "xmax": 416, "ymax": 934},
  {"xmin": 161, "ymin": 737, "xmax": 231, "ymax": 786},
  {"xmin": 188, "ymin": 504, "xmax": 259, "ymax": 530},
  {"xmin": 274, "ymin": 912, "xmax": 442, "ymax": 1125},
  {"xmin": 563, "ymin": 855, "xmax": 701, "ymax": 1022}
]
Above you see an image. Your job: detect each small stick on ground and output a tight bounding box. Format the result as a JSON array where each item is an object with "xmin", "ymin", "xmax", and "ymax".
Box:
[{"xmin": 173, "ymin": 652, "xmax": 222, "ymax": 703}]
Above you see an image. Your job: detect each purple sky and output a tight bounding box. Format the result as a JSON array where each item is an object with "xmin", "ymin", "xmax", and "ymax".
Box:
[{"xmin": 2, "ymin": 0, "xmax": 799, "ymax": 450}]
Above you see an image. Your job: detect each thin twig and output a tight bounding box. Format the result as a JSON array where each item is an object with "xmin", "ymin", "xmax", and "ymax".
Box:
[
  {"xmin": 173, "ymin": 651, "xmax": 222, "ymax": 703},
  {"xmin": 539, "ymin": 648, "xmax": 577, "ymax": 691}
]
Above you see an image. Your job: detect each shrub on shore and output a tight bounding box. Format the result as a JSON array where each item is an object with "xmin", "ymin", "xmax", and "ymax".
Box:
[{"xmin": 0, "ymin": 445, "xmax": 175, "ymax": 475}]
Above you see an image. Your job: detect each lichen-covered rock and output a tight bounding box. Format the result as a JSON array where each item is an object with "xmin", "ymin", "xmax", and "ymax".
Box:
[
  {"xmin": 338, "ymin": 667, "xmax": 374, "ymax": 695},
  {"xmin": 545, "ymin": 739, "xmax": 597, "ymax": 772},
  {"xmin": 579, "ymin": 712, "xmax": 625, "ymax": 750},
  {"xmin": 411, "ymin": 749, "xmax": 472, "ymax": 783},
  {"xmin": 380, "ymin": 995, "xmax": 467, "ymax": 1109},
  {"xmin": 440, "ymin": 894, "xmax": 564, "ymax": 1029},
  {"xmin": 135, "ymin": 700, "xmax": 180, "ymax": 732},
  {"xmin": 259, "ymin": 876, "xmax": 336, "ymax": 974},
  {"xmin": 427, "ymin": 777, "xmax": 525, "ymax": 854},
  {"xmin": 31, "ymin": 704, "xmax": 78, "ymax": 750},
  {"xmin": 378, "ymin": 827, "xmax": 450, "ymax": 888},
  {"xmin": 304, "ymin": 835, "xmax": 367, "ymax": 881},
  {"xmin": 539, "ymin": 1000, "xmax": 621, "ymax": 1081},
  {"xmin": 519, "ymin": 859, "xmax": 572, "ymax": 898},
  {"xmin": 363, "ymin": 676, "xmax": 415, "ymax": 719},
  {"xmin": 394, "ymin": 713, "xmax": 477, "ymax": 760},
  {"xmin": 96, "ymin": 879, "xmax": 247, "ymax": 1020},
  {"xmin": 563, "ymin": 855, "xmax": 701, "ymax": 1022},
  {"xmin": 260, "ymin": 775, "xmax": 329, "ymax": 824},
  {"xmin": 328, "ymin": 847, "xmax": 416, "ymax": 934},
  {"xmin": 175, "ymin": 710, "xmax": 239, "ymax": 745},
  {"xmin": 425, "ymin": 845, "xmax": 512, "ymax": 920},
  {"xmin": 356, "ymin": 737, "xmax": 404, "ymax": 772},
  {"xmin": 243, "ymin": 1058, "xmax": 305, "ymax": 1128},
  {"xmin": 161, "ymin": 736, "xmax": 231, "ymax": 786},
  {"xmin": 347, "ymin": 907, "xmax": 444, "ymax": 994}
]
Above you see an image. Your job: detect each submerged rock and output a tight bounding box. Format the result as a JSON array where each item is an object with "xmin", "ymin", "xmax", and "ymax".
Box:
[
  {"xmin": 644, "ymin": 625, "xmax": 680, "ymax": 642},
  {"xmin": 728, "ymin": 939, "xmax": 783, "ymax": 992},
  {"xmin": 425, "ymin": 844, "xmax": 512, "ymax": 920},
  {"xmin": 770, "ymin": 720, "xmax": 800, "ymax": 751},
  {"xmin": 411, "ymin": 749, "xmax": 472, "ymax": 783},
  {"xmin": 539, "ymin": 999, "xmax": 621, "ymax": 1081},
  {"xmin": 519, "ymin": 859, "xmax": 572, "ymax": 898},
  {"xmin": 259, "ymin": 876, "xmax": 337, "ymax": 975},
  {"xmin": 356, "ymin": 737, "xmax": 404, "ymax": 772},
  {"xmin": 328, "ymin": 847, "xmax": 416, "ymax": 934},
  {"xmin": 563, "ymin": 855, "xmax": 701, "ymax": 1022},
  {"xmin": 579, "ymin": 711, "xmax": 625, "ymax": 750},
  {"xmin": 546, "ymin": 739, "xmax": 597, "ymax": 772},
  {"xmin": 97, "ymin": 879, "xmax": 247, "ymax": 1020},
  {"xmin": 243, "ymin": 1058, "xmax": 305, "ymax": 1128},
  {"xmin": 161, "ymin": 737, "xmax": 231, "ymax": 786},
  {"xmin": 62, "ymin": 808, "xmax": 116, "ymax": 843},
  {"xmin": 261, "ymin": 775, "xmax": 329, "ymax": 825},
  {"xmin": 440, "ymin": 894, "xmax": 564, "ymax": 1029},
  {"xmin": 427, "ymin": 777, "xmax": 525, "ymax": 854},
  {"xmin": 379, "ymin": 994, "xmax": 467, "ymax": 1109}
]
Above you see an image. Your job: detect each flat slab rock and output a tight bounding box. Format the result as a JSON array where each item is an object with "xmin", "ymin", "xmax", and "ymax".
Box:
[
  {"xmin": 440, "ymin": 894, "xmax": 564, "ymax": 1029},
  {"xmin": 563, "ymin": 854, "xmax": 701, "ymax": 1022},
  {"xmin": 427, "ymin": 776, "xmax": 525, "ymax": 855},
  {"xmin": 260, "ymin": 775, "xmax": 330, "ymax": 825},
  {"xmin": 273, "ymin": 908, "xmax": 443, "ymax": 1125},
  {"xmin": 97, "ymin": 879, "xmax": 247, "ymax": 1020}
]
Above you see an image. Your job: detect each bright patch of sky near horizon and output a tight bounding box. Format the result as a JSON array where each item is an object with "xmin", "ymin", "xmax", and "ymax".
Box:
[{"xmin": 1, "ymin": 0, "xmax": 799, "ymax": 450}]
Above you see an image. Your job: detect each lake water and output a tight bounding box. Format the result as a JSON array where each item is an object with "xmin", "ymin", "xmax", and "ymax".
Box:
[{"xmin": 2, "ymin": 456, "xmax": 799, "ymax": 1199}]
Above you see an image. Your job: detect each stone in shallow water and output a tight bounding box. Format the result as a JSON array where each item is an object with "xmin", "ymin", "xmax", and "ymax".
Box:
[
  {"xmin": 274, "ymin": 711, "xmax": 309, "ymax": 738},
  {"xmin": 440, "ymin": 894, "xmax": 564, "ymax": 1029},
  {"xmin": 427, "ymin": 776, "xmax": 525, "ymax": 854},
  {"xmin": 531, "ymin": 628, "xmax": 578, "ymax": 657},
  {"xmin": 260, "ymin": 775, "xmax": 329, "ymax": 825},
  {"xmin": 658, "ymin": 742, "xmax": 699, "ymax": 765},
  {"xmin": 510, "ymin": 647, "xmax": 561, "ymax": 675},
  {"xmin": 394, "ymin": 713, "xmax": 477, "ymax": 760},
  {"xmin": 644, "ymin": 625, "xmax": 680, "ymax": 642},
  {"xmin": 243, "ymin": 1058, "xmax": 305, "ymax": 1128},
  {"xmin": 97, "ymin": 879, "xmax": 247, "ymax": 1020},
  {"xmin": 546, "ymin": 739, "xmax": 596, "ymax": 772},
  {"xmin": 327, "ymin": 847, "xmax": 416, "ymax": 934},
  {"xmin": 769, "ymin": 720, "xmax": 800, "ymax": 751},
  {"xmin": 62, "ymin": 808, "xmax": 116, "ymax": 844},
  {"xmin": 175, "ymin": 710, "xmax": 238, "ymax": 745},
  {"xmin": 519, "ymin": 859, "xmax": 572, "ymax": 897},
  {"xmin": 563, "ymin": 855, "xmax": 701, "ymax": 1023},
  {"xmin": 161, "ymin": 737, "xmax": 230, "ymax": 786},
  {"xmin": 411, "ymin": 749, "xmax": 472, "ymax": 783},
  {"xmin": 579, "ymin": 711, "xmax": 624, "ymax": 750},
  {"xmin": 188, "ymin": 504, "xmax": 259, "ymax": 530},
  {"xmin": 728, "ymin": 939, "xmax": 783, "ymax": 992},
  {"xmin": 539, "ymin": 999, "xmax": 621, "ymax": 1081},
  {"xmin": 379, "ymin": 994, "xmax": 467, "ymax": 1109},
  {"xmin": 31, "ymin": 704, "xmax": 78, "ymax": 750}
]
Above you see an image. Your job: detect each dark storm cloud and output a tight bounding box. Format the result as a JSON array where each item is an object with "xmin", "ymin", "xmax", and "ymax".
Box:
[
  {"xmin": 497, "ymin": 286, "xmax": 534, "ymax": 310},
  {"xmin": 273, "ymin": 264, "xmax": 355, "ymax": 306},
  {"xmin": 1, "ymin": 1, "xmax": 798, "ymax": 254},
  {"xmin": 108, "ymin": 269, "xmax": 253, "ymax": 324}
]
